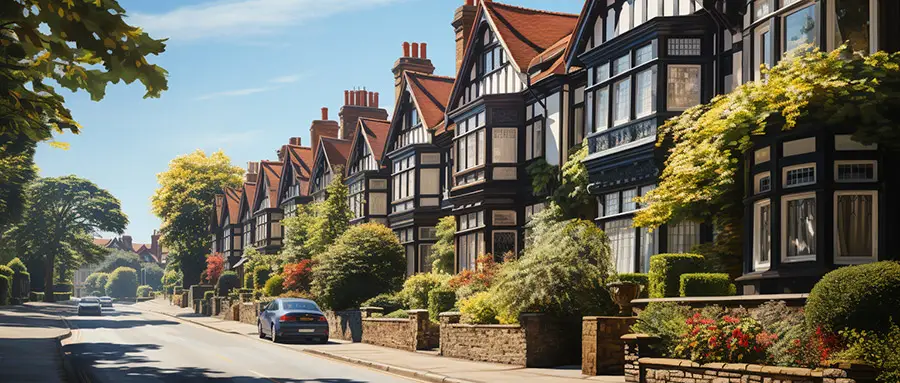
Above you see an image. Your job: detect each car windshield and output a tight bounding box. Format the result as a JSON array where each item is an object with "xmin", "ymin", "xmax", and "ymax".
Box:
[
  {"xmin": 82, "ymin": 298, "xmax": 99, "ymax": 303},
  {"xmin": 282, "ymin": 301, "xmax": 319, "ymax": 311}
]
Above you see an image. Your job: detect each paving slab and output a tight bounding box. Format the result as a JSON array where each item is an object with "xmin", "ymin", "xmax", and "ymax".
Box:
[{"xmin": 0, "ymin": 303, "xmax": 74, "ymax": 383}]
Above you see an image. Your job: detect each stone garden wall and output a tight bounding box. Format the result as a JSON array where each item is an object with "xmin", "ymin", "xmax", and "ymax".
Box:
[
  {"xmin": 361, "ymin": 309, "xmax": 439, "ymax": 351},
  {"xmin": 238, "ymin": 302, "xmax": 258, "ymax": 325},
  {"xmin": 325, "ymin": 310, "xmax": 363, "ymax": 342},
  {"xmin": 582, "ymin": 316, "xmax": 637, "ymax": 375}
]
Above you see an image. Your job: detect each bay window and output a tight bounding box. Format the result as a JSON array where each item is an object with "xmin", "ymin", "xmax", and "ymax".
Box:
[
  {"xmin": 783, "ymin": 4, "xmax": 817, "ymax": 53},
  {"xmin": 492, "ymin": 231, "xmax": 517, "ymax": 258},
  {"xmin": 525, "ymin": 102, "xmax": 544, "ymax": 160},
  {"xmin": 667, "ymin": 65, "xmax": 701, "ymax": 110},
  {"xmin": 255, "ymin": 214, "xmax": 268, "ymax": 246},
  {"xmin": 457, "ymin": 231, "xmax": 484, "ymax": 271},
  {"xmin": 349, "ymin": 180, "xmax": 365, "ymax": 219},
  {"xmin": 834, "ymin": 191, "xmax": 877, "ymax": 263},
  {"xmin": 613, "ymin": 78, "xmax": 631, "ymax": 125},
  {"xmin": 635, "ymin": 67, "xmax": 657, "ymax": 118},
  {"xmin": 782, "ymin": 192, "xmax": 817, "ymax": 262},
  {"xmin": 392, "ymin": 155, "xmax": 416, "ymax": 213},
  {"xmin": 455, "ymin": 112, "xmax": 487, "ymax": 186},
  {"xmin": 753, "ymin": 199, "xmax": 772, "ymax": 270}
]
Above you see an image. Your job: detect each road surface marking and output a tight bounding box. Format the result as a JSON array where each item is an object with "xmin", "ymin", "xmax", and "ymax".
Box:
[{"xmin": 248, "ymin": 369, "xmax": 282, "ymax": 383}]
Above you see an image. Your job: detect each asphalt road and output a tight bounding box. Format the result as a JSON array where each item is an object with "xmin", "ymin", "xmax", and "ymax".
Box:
[{"xmin": 62, "ymin": 303, "xmax": 415, "ymax": 383}]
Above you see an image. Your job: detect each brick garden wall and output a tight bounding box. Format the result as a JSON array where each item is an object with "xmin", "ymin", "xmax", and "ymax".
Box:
[
  {"xmin": 582, "ymin": 316, "xmax": 637, "ymax": 375},
  {"xmin": 238, "ymin": 303, "xmax": 258, "ymax": 325},
  {"xmin": 325, "ymin": 310, "xmax": 363, "ymax": 342},
  {"xmin": 362, "ymin": 318, "xmax": 414, "ymax": 350},
  {"xmin": 439, "ymin": 313, "xmax": 526, "ymax": 365}
]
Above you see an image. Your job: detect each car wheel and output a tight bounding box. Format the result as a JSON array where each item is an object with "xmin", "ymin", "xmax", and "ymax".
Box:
[
  {"xmin": 270, "ymin": 325, "xmax": 278, "ymax": 343},
  {"xmin": 258, "ymin": 322, "xmax": 266, "ymax": 339}
]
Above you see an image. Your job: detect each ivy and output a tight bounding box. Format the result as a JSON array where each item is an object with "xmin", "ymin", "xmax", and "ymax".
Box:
[
  {"xmin": 635, "ymin": 47, "xmax": 900, "ymax": 247},
  {"xmin": 525, "ymin": 143, "xmax": 594, "ymax": 220}
]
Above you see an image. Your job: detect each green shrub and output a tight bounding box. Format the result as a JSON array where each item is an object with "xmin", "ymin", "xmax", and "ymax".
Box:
[
  {"xmin": 90, "ymin": 290, "xmax": 103, "ymax": 297},
  {"xmin": 30, "ymin": 292, "xmax": 44, "ymax": 301},
  {"xmin": 243, "ymin": 272, "xmax": 253, "ymax": 289},
  {"xmin": 7, "ymin": 258, "xmax": 27, "ymax": 273},
  {"xmin": 12, "ymin": 272, "xmax": 29, "ymax": 301},
  {"xmin": 837, "ymin": 322, "xmax": 900, "ymax": 383},
  {"xmin": 311, "ymin": 223, "xmax": 405, "ymax": 310},
  {"xmin": 648, "ymin": 254, "xmax": 705, "ymax": 298},
  {"xmin": 385, "ymin": 309, "xmax": 408, "ymax": 319},
  {"xmin": 85, "ymin": 272, "xmax": 110, "ymax": 294},
  {"xmin": 252, "ymin": 266, "xmax": 270, "ymax": 290},
  {"xmin": 53, "ymin": 283, "xmax": 73, "ymax": 293},
  {"xmin": 0, "ymin": 275, "xmax": 9, "ymax": 305},
  {"xmin": 806, "ymin": 261, "xmax": 900, "ymax": 333},
  {"xmin": 0, "ymin": 266, "xmax": 13, "ymax": 279},
  {"xmin": 216, "ymin": 271, "xmax": 240, "ymax": 296},
  {"xmin": 53, "ymin": 292, "xmax": 70, "ymax": 301},
  {"xmin": 136, "ymin": 285, "xmax": 153, "ymax": 298},
  {"xmin": 203, "ymin": 290, "xmax": 214, "ymax": 300},
  {"xmin": 362, "ymin": 293, "xmax": 405, "ymax": 312},
  {"xmin": 491, "ymin": 218, "xmax": 616, "ymax": 320},
  {"xmin": 631, "ymin": 302, "xmax": 691, "ymax": 355},
  {"xmin": 400, "ymin": 273, "xmax": 449, "ymax": 309},
  {"xmin": 428, "ymin": 287, "xmax": 456, "ymax": 322},
  {"xmin": 615, "ymin": 273, "xmax": 649, "ymax": 298},
  {"xmin": 679, "ymin": 273, "xmax": 736, "ymax": 297},
  {"xmin": 459, "ymin": 291, "xmax": 498, "ymax": 324},
  {"xmin": 105, "ymin": 267, "xmax": 138, "ymax": 298},
  {"xmin": 263, "ymin": 275, "xmax": 285, "ymax": 297}
]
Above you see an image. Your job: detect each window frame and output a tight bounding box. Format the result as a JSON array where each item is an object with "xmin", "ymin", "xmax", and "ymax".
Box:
[
  {"xmin": 754, "ymin": 23, "xmax": 771, "ymax": 81},
  {"xmin": 781, "ymin": 191, "xmax": 818, "ymax": 263},
  {"xmin": 826, "ymin": 0, "xmax": 879, "ymax": 54},
  {"xmin": 781, "ymin": 3, "xmax": 818, "ymax": 55},
  {"xmin": 753, "ymin": 199, "xmax": 772, "ymax": 271},
  {"xmin": 754, "ymin": 171, "xmax": 772, "ymax": 194},
  {"xmin": 833, "ymin": 190, "xmax": 878, "ymax": 264},
  {"xmin": 834, "ymin": 160, "xmax": 877, "ymax": 183},
  {"xmin": 783, "ymin": 163, "xmax": 817, "ymax": 188},
  {"xmin": 666, "ymin": 64, "xmax": 702, "ymax": 111}
]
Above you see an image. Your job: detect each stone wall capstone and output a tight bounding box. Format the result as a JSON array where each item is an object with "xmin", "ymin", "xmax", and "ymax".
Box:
[
  {"xmin": 582, "ymin": 316, "xmax": 637, "ymax": 376},
  {"xmin": 639, "ymin": 358, "xmax": 875, "ymax": 383}
]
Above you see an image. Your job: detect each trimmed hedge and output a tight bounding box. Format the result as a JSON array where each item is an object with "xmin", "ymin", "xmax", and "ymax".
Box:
[
  {"xmin": 806, "ymin": 261, "xmax": 900, "ymax": 333},
  {"xmin": 0, "ymin": 275, "xmax": 9, "ymax": 305},
  {"xmin": 216, "ymin": 271, "xmax": 240, "ymax": 296},
  {"xmin": 679, "ymin": 273, "xmax": 736, "ymax": 297},
  {"xmin": 7, "ymin": 258, "xmax": 27, "ymax": 273},
  {"xmin": 428, "ymin": 287, "xmax": 456, "ymax": 322},
  {"xmin": 105, "ymin": 267, "xmax": 138, "ymax": 299},
  {"xmin": 53, "ymin": 283, "xmax": 73, "ymax": 293},
  {"xmin": 203, "ymin": 290, "xmax": 215, "ymax": 300},
  {"xmin": 648, "ymin": 253, "xmax": 705, "ymax": 298},
  {"xmin": 136, "ymin": 285, "xmax": 153, "ymax": 298},
  {"xmin": 385, "ymin": 309, "xmax": 408, "ymax": 319},
  {"xmin": 243, "ymin": 272, "xmax": 253, "ymax": 289},
  {"xmin": 252, "ymin": 266, "xmax": 270, "ymax": 290},
  {"xmin": 263, "ymin": 275, "xmax": 285, "ymax": 297},
  {"xmin": 616, "ymin": 273, "xmax": 650, "ymax": 298},
  {"xmin": 53, "ymin": 292, "xmax": 71, "ymax": 301},
  {"xmin": 0, "ymin": 265, "xmax": 13, "ymax": 279},
  {"xmin": 30, "ymin": 292, "xmax": 44, "ymax": 301},
  {"xmin": 362, "ymin": 293, "xmax": 405, "ymax": 313}
]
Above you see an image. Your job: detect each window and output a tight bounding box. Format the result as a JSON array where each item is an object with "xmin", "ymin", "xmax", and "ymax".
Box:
[
  {"xmin": 419, "ymin": 244, "xmax": 434, "ymax": 272},
  {"xmin": 524, "ymin": 202, "xmax": 547, "ymax": 222},
  {"xmin": 455, "ymin": 113, "xmax": 487, "ymax": 186},
  {"xmin": 492, "ymin": 231, "xmax": 517, "ymax": 259},
  {"xmin": 835, "ymin": 135, "xmax": 877, "ymax": 151},
  {"xmin": 458, "ymin": 211, "xmax": 485, "ymax": 231},
  {"xmin": 593, "ymin": 87, "xmax": 609, "ymax": 132},
  {"xmin": 784, "ymin": 164, "xmax": 816, "ymax": 188},
  {"xmin": 622, "ymin": 188, "xmax": 638, "ymax": 212},
  {"xmin": 753, "ymin": 0, "xmax": 770, "ymax": 22},
  {"xmin": 755, "ymin": 172, "xmax": 772, "ymax": 194},
  {"xmin": 392, "ymin": 155, "xmax": 416, "ymax": 212},
  {"xmin": 835, "ymin": 161, "xmax": 876, "ymax": 182},
  {"xmin": 457, "ymin": 232, "xmax": 483, "ymax": 271},
  {"xmin": 667, "ymin": 221, "xmax": 700, "ymax": 253},
  {"xmin": 613, "ymin": 54, "xmax": 631, "ymax": 76},
  {"xmin": 639, "ymin": 227, "xmax": 658, "ymax": 273},
  {"xmin": 782, "ymin": 137, "xmax": 816, "ymax": 156},
  {"xmin": 783, "ymin": 5, "xmax": 817, "ymax": 53},
  {"xmin": 604, "ymin": 193, "xmax": 620, "ymax": 216},
  {"xmin": 754, "ymin": 26, "xmax": 771, "ymax": 80},
  {"xmin": 828, "ymin": 0, "xmax": 877, "ymax": 54},
  {"xmin": 635, "ymin": 67, "xmax": 657, "ymax": 118},
  {"xmin": 406, "ymin": 245, "xmax": 416, "ymax": 276},
  {"xmin": 348, "ymin": 180, "xmax": 365, "ymax": 219},
  {"xmin": 834, "ymin": 191, "xmax": 877, "ymax": 262},
  {"xmin": 667, "ymin": 65, "xmax": 701, "ymax": 110},
  {"xmin": 613, "ymin": 78, "xmax": 631, "ymax": 125},
  {"xmin": 525, "ymin": 102, "xmax": 544, "ymax": 161},
  {"xmin": 753, "ymin": 199, "xmax": 772, "ymax": 270},
  {"xmin": 596, "ymin": 63, "xmax": 610, "ymax": 83},
  {"xmin": 606, "ymin": 8, "xmax": 617, "ymax": 42},
  {"xmin": 782, "ymin": 192, "xmax": 817, "ymax": 262},
  {"xmin": 573, "ymin": 88, "xmax": 586, "ymax": 145},
  {"xmin": 606, "ymin": 218, "xmax": 636, "ymax": 273},
  {"xmin": 667, "ymin": 38, "xmax": 701, "ymax": 56},
  {"xmin": 635, "ymin": 44, "xmax": 655, "ymax": 65},
  {"xmin": 755, "ymin": 147, "xmax": 771, "ymax": 164},
  {"xmin": 419, "ymin": 227, "xmax": 437, "ymax": 240}
]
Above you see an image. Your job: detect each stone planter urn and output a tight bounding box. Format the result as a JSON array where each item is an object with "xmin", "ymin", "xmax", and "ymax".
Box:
[{"xmin": 607, "ymin": 281, "xmax": 641, "ymax": 316}]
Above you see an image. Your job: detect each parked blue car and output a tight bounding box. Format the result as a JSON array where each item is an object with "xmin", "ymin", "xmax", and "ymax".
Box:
[{"xmin": 257, "ymin": 298, "xmax": 329, "ymax": 344}]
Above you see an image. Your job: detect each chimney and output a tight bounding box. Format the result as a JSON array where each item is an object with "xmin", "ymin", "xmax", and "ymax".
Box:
[
  {"xmin": 289, "ymin": 137, "xmax": 302, "ymax": 146},
  {"xmin": 453, "ymin": 1, "xmax": 479, "ymax": 73},
  {"xmin": 421, "ymin": 43, "xmax": 428, "ymax": 59},
  {"xmin": 310, "ymin": 107, "xmax": 340, "ymax": 158},
  {"xmin": 121, "ymin": 235, "xmax": 133, "ymax": 251},
  {"xmin": 344, "ymin": 90, "xmax": 350, "ymax": 106},
  {"xmin": 246, "ymin": 161, "xmax": 260, "ymax": 183},
  {"xmin": 392, "ymin": 41, "xmax": 436, "ymax": 102},
  {"xmin": 151, "ymin": 230, "xmax": 161, "ymax": 258},
  {"xmin": 339, "ymin": 89, "xmax": 388, "ymax": 140}
]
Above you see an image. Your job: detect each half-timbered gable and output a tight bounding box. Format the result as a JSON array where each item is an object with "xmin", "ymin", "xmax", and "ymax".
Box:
[
  {"xmin": 249, "ymin": 161, "xmax": 284, "ymax": 254},
  {"xmin": 237, "ymin": 181, "xmax": 258, "ymax": 259},
  {"xmin": 210, "ymin": 194, "xmax": 225, "ymax": 254},
  {"xmin": 220, "ymin": 187, "xmax": 244, "ymax": 268},
  {"xmin": 383, "ymin": 70, "xmax": 456, "ymax": 276},
  {"xmin": 309, "ymin": 137, "xmax": 351, "ymax": 202},
  {"xmin": 277, "ymin": 143, "xmax": 314, "ymax": 218},
  {"xmin": 446, "ymin": 1, "xmax": 578, "ymax": 272},
  {"xmin": 346, "ymin": 118, "xmax": 391, "ymax": 225}
]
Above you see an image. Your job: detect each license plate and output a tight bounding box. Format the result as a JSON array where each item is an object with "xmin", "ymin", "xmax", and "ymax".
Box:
[
  {"xmin": 298, "ymin": 317, "xmax": 313, "ymax": 321},
  {"xmin": 298, "ymin": 329, "xmax": 315, "ymax": 333}
]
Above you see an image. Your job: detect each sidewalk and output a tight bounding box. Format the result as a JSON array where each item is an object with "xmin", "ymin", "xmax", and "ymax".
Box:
[
  {"xmin": 137, "ymin": 298, "xmax": 624, "ymax": 383},
  {"xmin": 0, "ymin": 302, "xmax": 74, "ymax": 383}
]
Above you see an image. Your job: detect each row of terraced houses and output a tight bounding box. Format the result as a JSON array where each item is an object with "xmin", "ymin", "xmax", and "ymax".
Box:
[{"xmin": 209, "ymin": 0, "xmax": 900, "ymax": 295}]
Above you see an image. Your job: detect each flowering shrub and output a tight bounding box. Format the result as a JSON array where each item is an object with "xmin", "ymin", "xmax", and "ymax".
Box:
[
  {"xmin": 780, "ymin": 326, "xmax": 842, "ymax": 368},
  {"xmin": 281, "ymin": 260, "xmax": 313, "ymax": 292},
  {"xmin": 448, "ymin": 255, "xmax": 498, "ymax": 300},
  {"xmin": 204, "ymin": 254, "xmax": 224, "ymax": 284},
  {"xmin": 674, "ymin": 313, "xmax": 776, "ymax": 364}
]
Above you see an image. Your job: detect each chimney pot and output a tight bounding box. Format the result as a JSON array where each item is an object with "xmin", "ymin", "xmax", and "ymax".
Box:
[
  {"xmin": 289, "ymin": 137, "xmax": 302, "ymax": 146},
  {"xmin": 369, "ymin": 92, "xmax": 375, "ymax": 107},
  {"xmin": 321, "ymin": 107, "xmax": 328, "ymax": 120},
  {"xmin": 421, "ymin": 42, "xmax": 428, "ymax": 59},
  {"xmin": 363, "ymin": 90, "xmax": 369, "ymax": 107},
  {"xmin": 402, "ymin": 42, "xmax": 410, "ymax": 57},
  {"xmin": 344, "ymin": 90, "xmax": 350, "ymax": 106},
  {"xmin": 374, "ymin": 92, "xmax": 379, "ymax": 107},
  {"xmin": 466, "ymin": 0, "xmax": 474, "ymax": 5},
  {"xmin": 411, "ymin": 42, "xmax": 419, "ymax": 58}
]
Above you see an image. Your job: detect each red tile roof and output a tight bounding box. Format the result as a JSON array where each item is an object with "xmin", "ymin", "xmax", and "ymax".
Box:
[
  {"xmin": 93, "ymin": 238, "xmax": 112, "ymax": 247},
  {"xmin": 213, "ymin": 194, "xmax": 225, "ymax": 227},
  {"xmin": 405, "ymin": 72, "xmax": 456, "ymax": 132},
  {"xmin": 320, "ymin": 137, "xmax": 352, "ymax": 170},
  {"xmin": 358, "ymin": 118, "xmax": 391, "ymax": 163},
  {"xmin": 223, "ymin": 187, "xmax": 243, "ymax": 225},
  {"xmin": 287, "ymin": 145, "xmax": 314, "ymax": 179},
  {"xmin": 242, "ymin": 182, "xmax": 258, "ymax": 217},
  {"xmin": 480, "ymin": 1, "xmax": 579, "ymax": 72},
  {"xmin": 529, "ymin": 34, "xmax": 572, "ymax": 84},
  {"xmin": 259, "ymin": 161, "xmax": 283, "ymax": 208}
]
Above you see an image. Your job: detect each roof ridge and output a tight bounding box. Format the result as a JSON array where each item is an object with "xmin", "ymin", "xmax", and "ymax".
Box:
[
  {"xmin": 485, "ymin": 1, "xmax": 579, "ymax": 19},
  {"xmin": 359, "ymin": 117, "xmax": 391, "ymax": 124},
  {"xmin": 406, "ymin": 71, "xmax": 456, "ymax": 82}
]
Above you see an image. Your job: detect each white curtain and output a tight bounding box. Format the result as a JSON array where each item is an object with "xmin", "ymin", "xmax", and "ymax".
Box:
[
  {"xmin": 786, "ymin": 197, "xmax": 816, "ymax": 258},
  {"xmin": 836, "ymin": 194, "xmax": 873, "ymax": 258},
  {"xmin": 607, "ymin": 219, "xmax": 636, "ymax": 273}
]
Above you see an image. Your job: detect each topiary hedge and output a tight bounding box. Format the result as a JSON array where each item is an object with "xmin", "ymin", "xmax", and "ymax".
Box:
[
  {"xmin": 203, "ymin": 290, "xmax": 214, "ymax": 300},
  {"xmin": 243, "ymin": 272, "xmax": 253, "ymax": 289},
  {"xmin": 252, "ymin": 266, "xmax": 270, "ymax": 290},
  {"xmin": 216, "ymin": 271, "xmax": 240, "ymax": 296},
  {"xmin": 428, "ymin": 287, "xmax": 456, "ymax": 322},
  {"xmin": 7, "ymin": 258, "xmax": 27, "ymax": 274},
  {"xmin": 136, "ymin": 285, "xmax": 153, "ymax": 298},
  {"xmin": 362, "ymin": 292, "xmax": 405, "ymax": 313},
  {"xmin": 0, "ymin": 266, "xmax": 13, "ymax": 279},
  {"xmin": 263, "ymin": 275, "xmax": 285, "ymax": 297},
  {"xmin": 679, "ymin": 273, "xmax": 735, "ymax": 297},
  {"xmin": 53, "ymin": 292, "xmax": 71, "ymax": 301},
  {"xmin": 0, "ymin": 275, "xmax": 10, "ymax": 305},
  {"xmin": 105, "ymin": 267, "xmax": 138, "ymax": 299},
  {"xmin": 806, "ymin": 261, "xmax": 900, "ymax": 333},
  {"xmin": 648, "ymin": 254, "xmax": 705, "ymax": 298},
  {"xmin": 616, "ymin": 273, "xmax": 650, "ymax": 298}
]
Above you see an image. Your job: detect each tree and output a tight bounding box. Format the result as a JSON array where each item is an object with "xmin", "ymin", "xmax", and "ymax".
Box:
[
  {"xmin": 429, "ymin": 216, "xmax": 456, "ymax": 274},
  {"xmin": 311, "ymin": 223, "xmax": 406, "ymax": 310},
  {"xmin": 1, "ymin": 0, "xmax": 168, "ymax": 231},
  {"xmin": 280, "ymin": 203, "xmax": 319, "ymax": 262},
  {"xmin": 151, "ymin": 150, "xmax": 243, "ymax": 288},
  {"xmin": 634, "ymin": 47, "xmax": 900, "ymax": 276},
  {"xmin": 140, "ymin": 262, "xmax": 163, "ymax": 290},
  {"xmin": 10, "ymin": 176, "xmax": 126, "ymax": 301},
  {"xmin": 282, "ymin": 260, "xmax": 312, "ymax": 292},
  {"xmin": 526, "ymin": 144, "xmax": 594, "ymax": 220},
  {"xmin": 84, "ymin": 271, "xmax": 109, "ymax": 293},
  {"xmin": 307, "ymin": 169, "xmax": 351, "ymax": 257},
  {"xmin": 204, "ymin": 254, "xmax": 224, "ymax": 284},
  {"xmin": 97, "ymin": 250, "xmax": 141, "ymax": 273}
]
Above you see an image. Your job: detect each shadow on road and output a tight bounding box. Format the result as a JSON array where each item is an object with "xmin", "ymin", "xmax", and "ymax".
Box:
[{"xmin": 65, "ymin": 342, "xmax": 384, "ymax": 382}]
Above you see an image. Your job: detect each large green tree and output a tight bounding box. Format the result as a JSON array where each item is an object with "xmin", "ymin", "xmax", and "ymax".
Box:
[
  {"xmin": 11, "ymin": 176, "xmax": 127, "ymax": 301},
  {"xmin": 307, "ymin": 169, "xmax": 351, "ymax": 258},
  {"xmin": 151, "ymin": 150, "xmax": 243, "ymax": 288},
  {"xmin": 1, "ymin": 0, "xmax": 167, "ymax": 232}
]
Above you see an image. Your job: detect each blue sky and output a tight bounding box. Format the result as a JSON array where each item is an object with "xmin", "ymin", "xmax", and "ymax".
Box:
[{"xmin": 34, "ymin": 0, "xmax": 584, "ymax": 243}]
